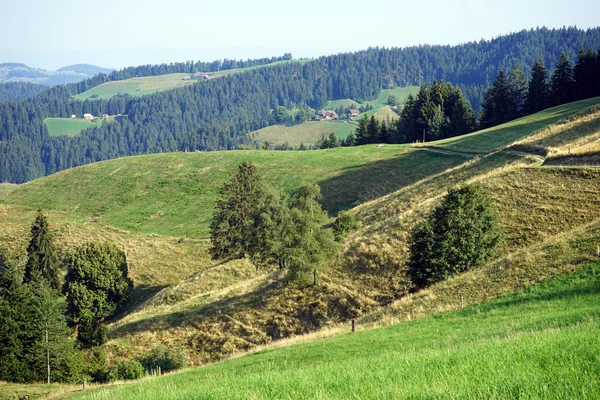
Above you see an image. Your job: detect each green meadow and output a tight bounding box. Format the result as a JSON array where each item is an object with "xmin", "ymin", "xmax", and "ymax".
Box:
[
  {"xmin": 44, "ymin": 117, "xmax": 103, "ymax": 137},
  {"xmin": 252, "ymin": 120, "xmax": 356, "ymax": 147}
]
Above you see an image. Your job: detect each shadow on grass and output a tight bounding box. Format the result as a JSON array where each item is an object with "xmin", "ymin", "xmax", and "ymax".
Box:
[
  {"xmin": 318, "ymin": 149, "xmax": 471, "ymax": 215},
  {"xmin": 109, "ymin": 279, "xmax": 282, "ymax": 338},
  {"xmin": 461, "ymin": 267, "xmax": 600, "ymax": 316}
]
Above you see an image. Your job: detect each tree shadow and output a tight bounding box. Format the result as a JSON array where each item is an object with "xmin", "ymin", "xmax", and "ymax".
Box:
[
  {"xmin": 317, "ymin": 149, "xmax": 471, "ymax": 215},
  {"xmin": 109, "ymin": 279, "xmax": 282, "ymax": 338}
]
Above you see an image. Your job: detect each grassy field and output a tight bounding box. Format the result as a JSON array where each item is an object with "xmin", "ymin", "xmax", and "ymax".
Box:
[
  {"xmin": 65, "ymin": 263, "xmax": 600, "ymax": 400},
  {"xmin": 251, "ymin": 121, "xmax": 353, "ymax": 147},
  {"xmin": 352, "ymin": 86, "xmax": 420, "ymax": 120},
  {"xmin": 44, "ymin": 117, "xmax": 103, "ymax": 136},
  {"xmin": 429, "ymin": 97, "xmax": 600, "ymax": 153},
  {"xmin": 73, "ymin": 73, "xmax": 197, "ymax": 100},
  {"xmin": 2, "ymin": 146, "xmax": 472, "ymax": 237},
  {"xmin": 73, "ymin": 61, "xmax": 305, "ymax": 100}
]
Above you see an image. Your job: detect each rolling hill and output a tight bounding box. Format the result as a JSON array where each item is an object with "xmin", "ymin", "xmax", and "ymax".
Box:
[
  {"xmin": 2, "ymin": 97, "xmax": 600, "ymax": 399},
  {"xmin": 73, "ymin": 60, "xmax": 304, "ymax": 100}
]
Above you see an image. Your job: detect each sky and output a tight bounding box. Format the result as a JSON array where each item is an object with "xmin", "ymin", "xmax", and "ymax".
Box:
[{"xmin": 1, "ymin": 0, "xmax": 599, "ymax": 70}]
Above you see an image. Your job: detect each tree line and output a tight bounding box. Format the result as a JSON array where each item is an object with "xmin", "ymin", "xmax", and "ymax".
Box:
[
  {"xmin": 2, "ymin": 27, "xmax": 600, "ymax": 183},
  {"xmin": 480, "ymin": 49, "xmax": 600, "ymax": 128}
]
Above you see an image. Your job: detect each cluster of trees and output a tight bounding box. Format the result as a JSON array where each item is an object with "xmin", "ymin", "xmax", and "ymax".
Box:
[
  {"xmin": 408, "ymin": 185, "xmax": 502, "ymax": 288},
  {"xmin": 2, "ymin": 27, "xmax": 600, "ymax": 183},
  {"xmin": 480, "ymin": 49, "xmax": 600, "ymax": 128},
  {"xmin": 0, "ymin": 211, "xmax": 134, "ymax": 383},
  {"xmin": 210, "ymin": 163, "xmax": 353, "ymax": 282}
]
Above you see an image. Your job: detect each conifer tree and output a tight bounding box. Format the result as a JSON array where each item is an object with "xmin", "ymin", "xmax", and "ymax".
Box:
[
  {"xmin": 210, "ymin": 162, "xmax": 265, "ymax": 259},
  {"xmin": 550, "ymin": 52, "xmax": 575, "ymax": 106},
  {"xmin": 479, "ymin": 69, "xmax": 512, "ymax": 128},
  {"xmin": 355, "ymin": 115, "xmax": 369, "ymax": 145},
  {"xmin": 508, "ymin": 64, "xmax": 527, "ymax": 118},
  {"xmin": 23, "ymin": 210, "xmax": 60, "ymax": 291},
  {"xmin": 573, "ymin": 48, "xmax": 597, "ymax": 100},
  {"xmin": 525, "ymin": 59, "xmax": 550, "ymax": 114},
  {"xmin": 283, "ymin": 185, "xmax": 338, "ymax": 283},
  {"xmin": 408, "ymin": 185, "xmax": 502, "ymax": 288}
]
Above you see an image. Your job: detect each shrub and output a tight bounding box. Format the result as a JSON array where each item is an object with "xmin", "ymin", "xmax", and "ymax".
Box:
[
  {"xmin": 140, "ymin": 345, "xmax": 187, "ymax": 374},
  {"xmin": 408, "ymin": 185, "xmax": 502, "ymax": 288},
  {"xmin": 332, "ymin": 212, "xmax": 360, "ymax": 241},
  {"xmin": 109, "ymin": 359, "xmax": 144, "ymax": 381}
]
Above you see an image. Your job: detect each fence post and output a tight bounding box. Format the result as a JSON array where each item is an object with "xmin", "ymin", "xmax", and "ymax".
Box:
[
  {"xmin": 83, "ymin": 378, "xmax": 87, "ymax": 390},
  {"xmin": 351, "ymin": 319, "xmax": 355, "ymax": 333},
  {"xmin": 461, "ymin": 295, "xmax": 464, "ymax": 309}
]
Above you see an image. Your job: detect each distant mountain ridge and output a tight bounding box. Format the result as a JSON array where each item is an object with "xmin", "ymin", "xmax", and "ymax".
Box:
[{"xmin": 0, "ymin": 62, "xmax": 112, "ymax": 85}]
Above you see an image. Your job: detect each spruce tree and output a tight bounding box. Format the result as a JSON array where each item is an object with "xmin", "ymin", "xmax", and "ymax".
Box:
[
  {"xmin": 480, "ymin": 69, "xmax": 511, "ymax": 128},
  {"xmin": 573, "ymin": 48, "xmax": 597, "ymax": 100},
  {"xmin": 508, "ymin": 64, "xmax": 527, "ymax": 118},
  {"xmin": 550, "ymin": 52, "xmax": 575, "ymax": 106},
  {"xmin": 23, "ymin": 210, "xmax": 60, "ymax": 291},
  {"xmin": 525, "ymin": 59, "xmax": 550, "ymax": 114},
  {"xmin": 210, "ymin": 162, "xmax": 266, "ymax": 259},
  {"xmin": 355, "ymin": 115, "xmax": 369, "ymax": 145}
]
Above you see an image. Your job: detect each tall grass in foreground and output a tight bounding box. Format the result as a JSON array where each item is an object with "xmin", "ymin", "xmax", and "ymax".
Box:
[{"xmin": 70, "ymin": 263, "xmax": 600, "ymax": 399}]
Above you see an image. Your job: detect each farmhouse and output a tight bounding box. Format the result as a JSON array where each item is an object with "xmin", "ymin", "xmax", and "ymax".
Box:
[
  {"xmin": 313, "ymin": 110, "xmax": 339, "ymax": 121},
  {"xmin": 194, "ymin": 72, "xmax": 211, "ymax": 80},
  {"xmin": 350, "ymin": 108, "xmax": 360, "ymax": 116},
  {"xmin": 83, "ymin": 113, "xmax": 94, "ymax": 120},
  {"xmin": 70, "ymin": 114, "xmax": 76, "ymax": 119}
]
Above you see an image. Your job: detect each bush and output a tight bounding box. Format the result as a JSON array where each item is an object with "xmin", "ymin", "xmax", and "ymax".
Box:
[
  {"xmin": 140, "ymin": 345, "xmax": 187, "ymax": 374},
  {"xmin": 109, "ymin": 359, "xmax": 144, "ymax": 381},
  {"xmin": 408, "ymin": 185, "xmax": 502, "ymax": 288},
  {"xmin": 332, "ymin": 212, "xmax": 360, "ymax": 241}
]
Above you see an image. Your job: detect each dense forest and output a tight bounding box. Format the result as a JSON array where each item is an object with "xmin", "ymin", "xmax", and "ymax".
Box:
[
  {"xmin": 2, "ymin": 27, "xmax": 600, "ymax": 183},
  {"xmin": 0, "ymin": 82, "xmax": 48, "ymax": 102}
]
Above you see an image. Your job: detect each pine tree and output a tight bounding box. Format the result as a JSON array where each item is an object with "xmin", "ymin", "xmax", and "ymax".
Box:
[
  {"xmin": 345, "ymin": 130, "xmax": 357, "ymax": 146},
  {"xmin": 210, "ymin": 162, "xmax": 266, "ymax": 259},
  {"xmin": 573, "ymin": 48, "xmax": 597, "ymax": 100},
  {"xmin": 23, "ymin": 210, "xmax": 61, "ymax": 291},
  {"xmin": 550, "ymin": 52, "xmax": 575, "ymax": 106},
  {"xmin": 508, "ymin": 64, "xmax": 527, "ymax": 118},
  {"xmin": 525, "ymin": 59, "xmax": 550, "ymax": 114},
  {"xmin": 327, "ymin": 132, "xmax": 338, "ymax": 148},
  {"xmin": 355, "ymin": 115, "xmax": 369, "ymax": 145},
  {"xmin": 480, "ymin": 69, "xmax": 512, "ymax": 128}
]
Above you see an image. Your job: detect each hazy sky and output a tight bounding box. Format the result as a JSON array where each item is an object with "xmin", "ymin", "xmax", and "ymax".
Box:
[{"xmin": 1, "ymin": 0, "xmax": 599, "ymax": 70}]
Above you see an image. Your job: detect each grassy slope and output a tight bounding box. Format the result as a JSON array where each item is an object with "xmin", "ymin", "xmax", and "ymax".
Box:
[
  {"xmin": 429, "ymin": 97, "xmax": 600, "ymax": 153},
  {"xmin": 73, "ymin": 61, "xmax": 305, "ymax": 100},
  {"xmin": 44, "ymin": 117, "xmax": 102, "ymax": 137},
  {"xmin": 73, "ymin": 74, "xmax": 196, "ymax": 100},
  {"xmin": 2, "ymin": 146, "xmax": 470, "ymax": 237},
  {"xmin": 251, "ymin": 121, "xmax": 351, "ymax": 147},
  {"xmin": 68, "ymin": 264, "xmax": 600, "ymax": 400}
]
